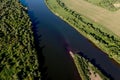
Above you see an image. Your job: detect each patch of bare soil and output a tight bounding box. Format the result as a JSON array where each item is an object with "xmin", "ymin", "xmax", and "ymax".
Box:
[{"xmin": 88, "ymin": 68, "xmax": 102, "ymax": 80}]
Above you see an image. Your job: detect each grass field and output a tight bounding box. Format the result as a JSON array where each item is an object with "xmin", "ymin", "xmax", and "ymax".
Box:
[{"xmin": 61, "ymin": 0, "xmax": 120, "ymax": 36}]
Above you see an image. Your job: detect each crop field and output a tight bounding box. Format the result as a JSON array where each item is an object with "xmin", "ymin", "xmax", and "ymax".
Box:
[{"xmin": 61, "ymin": 0, "xmax": 120, "ymax": 36}]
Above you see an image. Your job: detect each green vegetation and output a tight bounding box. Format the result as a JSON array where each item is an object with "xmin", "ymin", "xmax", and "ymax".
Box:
[
  {"xmin": 0, "ymin": 0, "xmax": 40, "ymax": 79},
  {"xmin": 45, "ymin": 0, "xmax": 120, "ymax": 64},
  {"xmin": 73, "ymin": 54, "xmax": 109, "ymax": 80},
  {"xmin": 85, "ymin": 0, "xmax": 120, "ymax": 11}
]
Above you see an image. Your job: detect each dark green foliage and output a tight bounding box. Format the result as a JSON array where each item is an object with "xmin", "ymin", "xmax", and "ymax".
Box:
[
  {"xmin": 0, "ymin": 0, "xmax": 40, "ymax": 79},
  {"xmin": 75, "ymin": 55, "xmax": 90, "ymax": 80}
]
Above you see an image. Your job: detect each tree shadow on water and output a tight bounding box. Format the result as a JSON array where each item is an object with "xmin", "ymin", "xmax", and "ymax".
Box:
[
  {"xmin": 31, "ymin": 17, "xmax": 51, "ymax": 80},
  {"xmin": 77, "ymin": 51, "xmax": 113, "ymax": 80}
]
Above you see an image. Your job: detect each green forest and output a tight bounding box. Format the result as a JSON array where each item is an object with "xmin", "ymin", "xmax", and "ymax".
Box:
[{"xmin": 0, "ymin": 0, "xmax": 40, "ymax": 79}]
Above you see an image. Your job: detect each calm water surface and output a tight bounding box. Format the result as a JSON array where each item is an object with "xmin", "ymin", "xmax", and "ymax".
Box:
[{"xmin": 20, "ymin": 0, "xmax": 120, "ymax": 80}]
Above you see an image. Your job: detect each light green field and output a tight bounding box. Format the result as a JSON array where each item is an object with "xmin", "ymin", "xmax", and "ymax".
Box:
[
  {"xmin": 61, "ymin": 0, "xmax": 120, "ymax": 37},
  {"xmin": 85, "ymin": 0, "xmax": 120, "ymax": 11},
  {"xmin": 86, "ymin": 0, "xmax": 101, "ymax": 3}
]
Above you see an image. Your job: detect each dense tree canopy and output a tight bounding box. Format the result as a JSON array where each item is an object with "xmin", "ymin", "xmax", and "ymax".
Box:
[{"xmin": 0, "ymin": 0, "xmax": 40, "ymax": 79}]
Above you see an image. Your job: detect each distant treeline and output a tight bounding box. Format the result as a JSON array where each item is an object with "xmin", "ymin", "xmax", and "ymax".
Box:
[
  {"xmin": 85, "ymin": 0, "xmax": 120, "ymax": 11},
  {"xmin": 0, "ymin": 0, "xmax": 40, "ymax": 79}
]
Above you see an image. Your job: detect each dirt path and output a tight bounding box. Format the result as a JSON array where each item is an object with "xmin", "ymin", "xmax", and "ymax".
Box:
[{"xmin": 61, "ymin": 0, "xmax": 120, "ymax": 36}]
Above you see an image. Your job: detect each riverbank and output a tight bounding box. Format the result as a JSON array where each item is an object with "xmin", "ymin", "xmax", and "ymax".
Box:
[
  {"xmin": 45, "ymin": 0, "xmax": 120, "ymax": 64},
  {"xmin": 69, "ymin": 51, "xmax": 109, "ymax": 80},
  {"xmin": 0, "ymin": 0, "xmax": 40, "ymax": 79}
]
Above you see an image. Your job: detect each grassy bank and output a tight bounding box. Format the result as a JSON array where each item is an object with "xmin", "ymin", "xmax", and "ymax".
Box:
[
  {"xmin": 45, "ymin": 0, "xmax": 120, "ymax": 64},
  {"xmin": 70, "ymin": 52, "xmax": 109, "ymax": 80},
  {"xmin": 0, "ymin": 0, "xmax": 40, "ymax": 79}
]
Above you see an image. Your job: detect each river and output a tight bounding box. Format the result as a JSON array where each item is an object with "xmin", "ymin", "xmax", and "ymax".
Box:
[{"xmin": 20, "ymin": 0, "xmax": 120, "ymax": 80}]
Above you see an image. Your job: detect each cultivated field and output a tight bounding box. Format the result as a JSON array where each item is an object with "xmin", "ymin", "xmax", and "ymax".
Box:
[{"xmin": 61, "ymin": 0, "xmax": 120, "ymax": 36}]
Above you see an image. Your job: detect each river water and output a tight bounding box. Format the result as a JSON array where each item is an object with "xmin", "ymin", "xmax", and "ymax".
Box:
[{"xmin": 20, "ymin": 0, "xmax": 120, "ymax": 80}]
